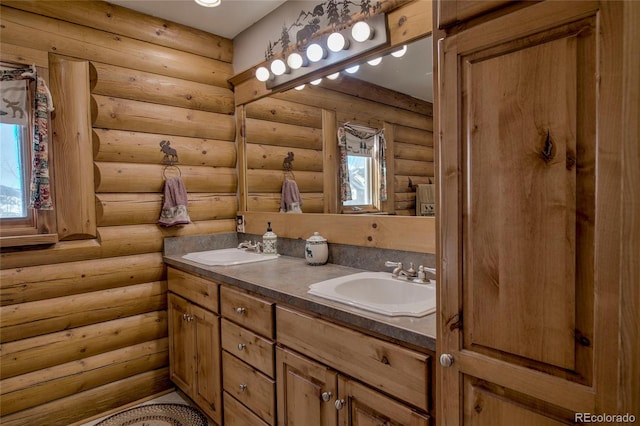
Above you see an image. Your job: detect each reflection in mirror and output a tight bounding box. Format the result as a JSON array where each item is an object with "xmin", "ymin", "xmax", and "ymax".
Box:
[{"xmin": 242, "ymin": 36, "xmax": 433, "ymax": 217}]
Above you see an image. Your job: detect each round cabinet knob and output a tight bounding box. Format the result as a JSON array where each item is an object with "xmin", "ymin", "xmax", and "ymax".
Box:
[
  {"xmin": 334, "ymin": 399, "xmax": 345, "ymax": 410},
  {"xmin": 440, "ymin": 353, "xmax": 454, "ymax": 367},
  {"xmin": 321, "ymin": 391, "xmax": 332, "ymax": 402},
  {"xmin": 235, "ymin": 307, "xmax": 246, "ymax": 315},
  {"xmin": 239, "ymin": 384, "xmax": 247, "ymax": 392},
  {"xmin": 237, "ymin": 343, "xmax": 246, "ymax": 351}
]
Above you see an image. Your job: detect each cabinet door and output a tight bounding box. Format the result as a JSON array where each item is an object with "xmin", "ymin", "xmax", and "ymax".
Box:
[
  {"xmin": 336, "ymin": 375, "xmax": 430, "ymax": 426},
  {"xmin": 438, "ymin": 1, "xmax": 628, "ymax": 424},
  {"xmin": 191, "ymin": 303, "xmax": 222, "ymax": 425},
  {"xmin": 168, "ymin": 293, "xmax": 194, "ymax": 394},
  {"xmin": 276, "ymin": 347, "xmax": 338, "ymax": 426}
]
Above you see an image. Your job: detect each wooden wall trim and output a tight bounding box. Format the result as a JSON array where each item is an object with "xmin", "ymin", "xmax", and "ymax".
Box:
[
  {"xmin": 49, "ymin": 55, "xmax": 97, "ymax": 240},
  {"xmin": 322, "ymin": 110, "xmax": 339, "ymax": 213},
  {"xmin": 240, "ymin": 211, "xmax": 436, "ymax": 253}
]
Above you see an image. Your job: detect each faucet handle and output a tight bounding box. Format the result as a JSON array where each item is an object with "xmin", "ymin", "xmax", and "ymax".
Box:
[{"xmin": 384, "ymin": 261, "xmax": 401, "ymax": 268}]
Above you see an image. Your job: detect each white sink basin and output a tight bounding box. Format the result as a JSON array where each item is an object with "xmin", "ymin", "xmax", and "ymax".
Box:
[
  {"xmin": 308, "ymin": 271, "xmax": 436, "ymax": 317},
  {"xmin": 182, "ymin": 248, "xmax": 279, "ymax": 266}
]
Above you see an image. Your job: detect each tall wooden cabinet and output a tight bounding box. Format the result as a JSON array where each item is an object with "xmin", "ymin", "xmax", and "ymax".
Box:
[{"xmin": 436, "ymin": 1, "xmax": 639, "ymax": 424}]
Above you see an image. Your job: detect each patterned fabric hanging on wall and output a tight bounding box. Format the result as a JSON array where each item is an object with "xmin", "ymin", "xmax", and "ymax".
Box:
[{"xmin": 1, "ymin": 66, "xmax": 55, "ymax": 210}]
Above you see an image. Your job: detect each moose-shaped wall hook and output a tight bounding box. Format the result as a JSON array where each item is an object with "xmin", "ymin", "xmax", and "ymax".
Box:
[{"xmin": 160, "ymin": 140, "xmax": 178, "ymax": 165}]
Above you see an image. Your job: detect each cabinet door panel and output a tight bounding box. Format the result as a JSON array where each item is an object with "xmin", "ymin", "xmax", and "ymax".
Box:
[
  {"xmin": 192, "ymin": 303, "xmax": 222, "ymax": 424},
  {"xmin": 337, "ymin": 375, "xmax": 430, "ymax": 426},
  {"xmin": 168, "ymin": 293, "xmax": 194, "ymax": 393},
  {"xmin": 276, "ymin": 347, "xmax": 338, "ymax": 426},
  {"xmin": 437, "ymin": 1, "xmax": 609, "ymax": 423}
]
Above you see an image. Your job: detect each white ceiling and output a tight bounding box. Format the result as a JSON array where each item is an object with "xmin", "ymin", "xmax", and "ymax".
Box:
[
  {"xmin": 107, "ymin": 0, "xmax": 433, "ymax": 102},
  {"xmin": 108, "ymin": 0, "xmax": 287, "ymax": 39}
]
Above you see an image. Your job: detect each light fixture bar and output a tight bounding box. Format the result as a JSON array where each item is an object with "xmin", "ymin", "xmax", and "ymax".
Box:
[{"xmin": 266, "ymin": 13, "xmax": 388, "ymax": 92}]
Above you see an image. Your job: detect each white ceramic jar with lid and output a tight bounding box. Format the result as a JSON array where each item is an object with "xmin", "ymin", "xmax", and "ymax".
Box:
[{"xmin": 305, "ymin": 232, "xmax": 328, "ymax": 265}]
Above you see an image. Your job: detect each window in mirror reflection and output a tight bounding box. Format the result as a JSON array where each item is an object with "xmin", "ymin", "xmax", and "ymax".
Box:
[{"xmin": 339, "ymin": 124, "xmax": 386, "ymax": 213}]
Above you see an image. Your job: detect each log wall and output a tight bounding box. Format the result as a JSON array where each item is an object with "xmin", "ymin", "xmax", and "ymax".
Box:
[
  {"xmin": 0, "ymin": 2, "xmax": 236, "ymax": 424},
  {"xmin": 242, "ymin": 75, "xmax": 433, "ymax": 215}
]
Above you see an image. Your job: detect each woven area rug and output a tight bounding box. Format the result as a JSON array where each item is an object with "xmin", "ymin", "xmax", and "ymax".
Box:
[{"xmin": 95, "ymin": 403, "xmax": 207, "ymax": 426}]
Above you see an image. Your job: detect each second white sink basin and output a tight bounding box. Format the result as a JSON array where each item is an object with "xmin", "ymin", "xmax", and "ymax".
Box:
[
  {"xmin": 182, "ymin": 248, "xmax": 279, "ymax": 266},
  {"xmin": 308, "ymin": 271, "xmax": 436, "ymax": 317}
]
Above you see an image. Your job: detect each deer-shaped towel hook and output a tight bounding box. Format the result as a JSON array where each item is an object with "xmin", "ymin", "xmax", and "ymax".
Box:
[{"xmin": 160, "ymin": 140, "xmax": 179, "ymax": 165}]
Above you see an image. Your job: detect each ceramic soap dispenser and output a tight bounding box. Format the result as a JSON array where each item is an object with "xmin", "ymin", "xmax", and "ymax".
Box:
[
  {"xmin": 305, "ymin": 232, "xmax": 328, "ymax": 265},
  {"xmin": 262, "ymin": 222, "xmax": 278, "ymax": 255}
]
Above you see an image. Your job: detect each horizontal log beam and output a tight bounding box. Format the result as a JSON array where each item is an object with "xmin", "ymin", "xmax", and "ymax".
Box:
[
  {"xmin": 1, "ymin": 1, "xmax": 233, "ymax": 62},
  {"xmin": 0, "ymin": 6, "xmax": 232, "ymax": 87},
  {"xmin": 1, "ymin": 312, "xmax": 167, "ymax": 379},
  {"xmin": 394, "ymin": 175, "xmax": 433, "ymax": 193},
  {"xmin": 90, "ymin": 61, "xmax": 234, "ymax": 115},
  {"xmin": 0, "ymin": 42, "xmax": 48, "ymax": 68},
  {"xmin": 247, "ymin": 193, "xmax": 324, "ymax": 213},
  {"xmin": 394, "ymin": 142, "xmax": 434, "ymax": 162},
  {"xmin": 245, "ymin": 118, "xmax": 323, "ymax": 150},
  {"xmin": 1, "ymin": 339, "xmax": 168, "ymax": 416},
  {"xmin": 394, "ymin": 125, "xmax": 434, "ymax": 146},
  {"xmin": 0, "ymin": 221, "xmax": 236, "ymax": 269},
  {"xmin": 394, "ymin": 159, "xmax": 434, "ymax": 176},
  {"xmin": 247, "ymin": 170, "xmax": 323, "ymax": 193},
  {"xmin": 0, "ymin": 253, "xmax": 164, "ymax": 306},
  {"xmin": 276, "ymin": 85, "xmax": 430, "ymax": 130},
  {"xmin": 91, "ymin": 95, "xmax": 236, "ymax": 141},
  {"xmin": 96, "ymin": 193, "xmax": 237, "ymax": 226},
  {"xmin": 92, "ymin": 129, "xmax": 236, "ymax": 168},
  {"xmin": 1, "ymin": 281, "xmax": 167, "ymax": 342},
  {"xmin": 246, "ymin": 144, "xmax": 323, "ymax": 172},
  {"xmin": 94, "ymin": 162, "xmax": 236, "ymax": 193},
  {"xmin": 245, "ymin": 97, "xmax": 323, "ymax": 128},
  {"xmin": 0, "ymin": 368, "xmax": 171, "ymax": 426}
]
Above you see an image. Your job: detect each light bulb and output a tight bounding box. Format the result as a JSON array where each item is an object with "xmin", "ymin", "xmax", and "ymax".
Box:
[
  {"xmin": 367, "ymin": 57, "xmax": 382, "ymax": 66},
  {"xmin": 345, "ymin": 65, "xmax": 360, "ymax": 74},
  {"xmin": 352, "ymin": 21, "xmax": 373, "ymax": 42},
  {"xmin": 310, "ymin": 78, "xmax": 322, "ymax": 85},
  {"xmin": 295, "ymin": 84, "xmax": 306, "ymax": 90},
  {"xmin": 327, "ymin": 72, "xmax": 340, "ymax": 80},
  {"xmin": 194, "ymin": 0, "xmax": 221, "ymax": 7},
  {"xmin": 306, "ymin": 43, "xmax": 326, "ymax": 62},
  {"xmin": 391, "ymin": 45, "xmax": 407, "ymax": 58},
  {"xmin": 287, "ymin": 53, "xmax": 306, "ymax": 70},
  {"xmin": 255, "ymin": 66, "xmax": 271, "ymax": 82},
  {"xmin": 270, "ymin": 59, "xmax": 287, "ymax": 76},
  {"xmin": 327, "ymin": 32, "xmax": 349, "ymax": 52}
]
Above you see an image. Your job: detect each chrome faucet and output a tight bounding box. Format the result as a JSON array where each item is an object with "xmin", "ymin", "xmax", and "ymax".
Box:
[
  {"xmin": 237, "ymin": 240, "xmax": 262, "ymax": 253},
  {"xmin": 385, "ymin": 261, "xmax": 436, "ymax": 284}
]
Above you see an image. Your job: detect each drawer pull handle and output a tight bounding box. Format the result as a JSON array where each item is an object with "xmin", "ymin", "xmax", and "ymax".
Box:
[
  {"xmin": 239, "ymin": 384, "xmax": 247, "ymax": 392},
  {"xmin": 321, "ymin": 391, "xmax": 332, "ymax": 402},
  {"xmin": 237, "ymin": 343, "xmax": 246, "ymax": 351},
  {"xmin": 235, "ymin": 307, "xmax": 246, "ymax": 315},
  {"xmin": 335, "ymin": 399, "xmax": 345, "ymax": 410},
  {"xmin": 440, "ymin": 353, "xmax": 454, "ymax": 367}
]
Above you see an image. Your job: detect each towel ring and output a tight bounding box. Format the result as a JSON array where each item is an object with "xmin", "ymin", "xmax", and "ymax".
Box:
[{"xmin": 162, "ymin": 164, "xmax": 182, "ymax": 179}]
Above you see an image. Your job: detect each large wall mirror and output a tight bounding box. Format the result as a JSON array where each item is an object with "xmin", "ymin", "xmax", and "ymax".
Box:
[
  {"xmin": 240, "ymin": 35, "xmax": 434, "ymax": 218},
  {"xmin": 235, "ymin": 1, "xmax": 436, "ymax": 252}
]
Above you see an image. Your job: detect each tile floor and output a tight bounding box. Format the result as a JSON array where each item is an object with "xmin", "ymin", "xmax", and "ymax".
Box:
[{"xmin": 81, "ymin": 391, "xmax": 213, "ymax": 426}]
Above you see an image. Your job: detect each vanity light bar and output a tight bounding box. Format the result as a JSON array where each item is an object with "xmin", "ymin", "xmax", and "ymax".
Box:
[{"xmin": 264, "ymin": 13, "xmax": 389, "ymax": 92}]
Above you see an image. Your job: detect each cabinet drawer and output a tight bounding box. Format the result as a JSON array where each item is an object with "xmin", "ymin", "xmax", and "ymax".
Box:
[
  {"xmin": 222, "ymin": 318, "xmax": 275, "ymax": 377},
  {"xmin": 223, "ymin": 392, "xmax": 270, "ymax": 426},
  {"xmin": 276, "ymin": 306, "xmax": 430, "ymax": 411},
  {"xmin": 168, "ymin": 267, "xmax": 219, "ymax": 313},
  {"xmin": 223, "ymin": 351, "xmax": 275, "ymax": 425},
  {"xmin": 220, "ymin": 286, "xmax": 274, "ymax": 338}
]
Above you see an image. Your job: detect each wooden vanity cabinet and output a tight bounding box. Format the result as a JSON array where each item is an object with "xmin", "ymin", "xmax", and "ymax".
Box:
[
  {"xmin": 167, "ymin": 268, "xmax": 221, "ymax": 424},
  {"xmin": 220, "ymin": 285, "xmax": 276, "ymax": 425},
  {"xmin": 276, "ymin": 306, "xmax": 432, "ymax": 425}
]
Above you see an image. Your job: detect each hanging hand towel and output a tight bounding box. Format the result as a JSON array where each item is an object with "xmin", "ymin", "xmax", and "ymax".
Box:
[
  {"xmin": 280, "ymin": 178, "xmax": 303, "ymax": 213},
  {"xmin": 158, "ymin": 176, "xmax": 191, "ymax": 226}
]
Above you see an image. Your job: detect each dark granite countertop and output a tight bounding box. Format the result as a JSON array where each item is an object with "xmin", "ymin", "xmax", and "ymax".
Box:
[{"xmin": 164, "ymin": 253, "xmax": 437, "ymax": 352}]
